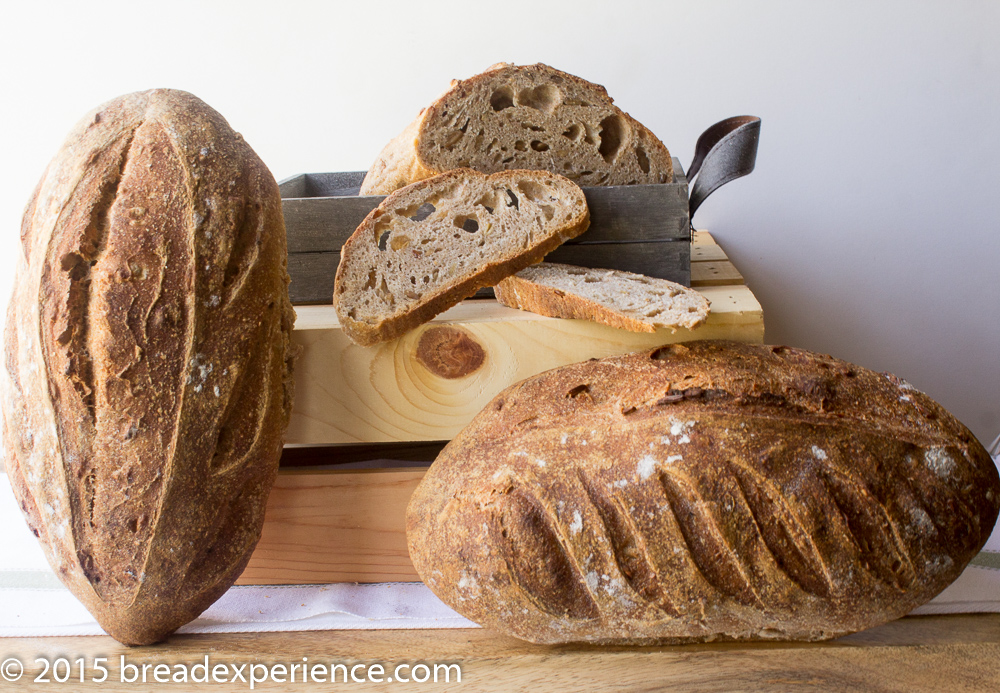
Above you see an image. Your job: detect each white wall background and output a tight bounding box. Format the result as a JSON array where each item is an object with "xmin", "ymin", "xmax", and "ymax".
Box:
[{"xmin": 1, "ymin": 0, "xmax": 997, "ymax": 442}]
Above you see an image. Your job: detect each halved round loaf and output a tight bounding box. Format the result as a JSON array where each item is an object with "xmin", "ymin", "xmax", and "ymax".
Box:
[{"xmin": 360, "ymin": 63, "xmax": 673, "ymax": 195}]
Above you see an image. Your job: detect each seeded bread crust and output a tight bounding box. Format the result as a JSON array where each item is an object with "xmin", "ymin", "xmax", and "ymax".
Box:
[
  {"xmin": 495, "ymin": 263, "xmax": 710, "ymax": 333},
  {"xmin": 2, "ymin": 90, "xmax": 295, "ymax": 645},
  {"xmin": 335, "ymin": 169, "xmax": 589, "ymax": 346},
  {"xmin": 407, "ymin": 341, "xmax": 1000, "ymax": 645},
  {"xmin": 361, "ymin": 63, "xmax": 673, "ymax": 195}
]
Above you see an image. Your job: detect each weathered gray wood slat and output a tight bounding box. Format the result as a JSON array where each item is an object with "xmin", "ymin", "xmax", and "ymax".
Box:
[
  {"xmin": 279, "ymin": 159, "xmax": 689, "ymax": 253},
  {"xmin": 287, "ymin": 240, "xmax": 689, "ymax": 305},
  {"xmin": 280, "ymin": 159, "xmax": 691, "ymax": 304},
  {"xmin": 547, "ymin": 241, "xmax": 690, "ymax": 285},
  {"xmin": 279, "ymin": 171, "xmax": 366, "ymax": 199},
  {"xmin": 287, "ymin": 253, "xmax": 338, "ymax": 304},
  {"xmin": 282, "ymin": 196, "xmax": 379, "ymax": 252}
]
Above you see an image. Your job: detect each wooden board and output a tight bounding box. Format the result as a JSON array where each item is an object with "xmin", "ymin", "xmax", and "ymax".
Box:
[
  {"xmin": 692, "ymin": 259, "xmax": 744, "ymax": 286},
  {"xmin": 278, "ymin": 162, "xmax": 690, "ymax": 251},
  {"xmin": 6, "ymin": 615, "xmax": 999, "ymax": 692},
  {"xmin": 239, "ymin": 468, "xmax": 422, "ymax": 584},
  {"xmin": 285, "ymin": 232, "xmax": 761, "ymax": 445},
  {"xmin": 280, "ymin": 160, "xmax": 692, "ymax": 302}
]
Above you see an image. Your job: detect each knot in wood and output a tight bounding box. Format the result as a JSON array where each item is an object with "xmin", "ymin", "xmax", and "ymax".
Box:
[{"xmin": 415, "ymin": 326, "xmax": 485, "ymax": 379}]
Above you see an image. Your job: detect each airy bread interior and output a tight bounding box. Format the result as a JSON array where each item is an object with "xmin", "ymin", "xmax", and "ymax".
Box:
[
  {"xmin": 361, "ymin": 63, "xmax": 673, "ymax": 195},
  {"xmin": 335, "ymin": 169, "xmax": 589, "ymax": 345},
  {"xmin": 496, "ymin": 263, "xmax": 710, "ymax": 332}
]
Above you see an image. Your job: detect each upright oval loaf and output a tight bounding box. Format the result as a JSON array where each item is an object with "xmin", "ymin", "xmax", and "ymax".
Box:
[
  {"xmin": 407, "ymin": 341, "xmax": 1000, "ymax": 644},
  {"xmin": 1, "ymin": 90, "xmax": 295, "ymax": 645}
]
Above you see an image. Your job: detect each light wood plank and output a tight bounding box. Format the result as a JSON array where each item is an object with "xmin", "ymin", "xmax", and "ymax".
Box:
[
  {"xmin": 691, "ymin": 259, "xmax": 745, "ymax": 286},
  {"xmin": 286, "ymin": 288, "xmax": 762, "ymax": 446},
  {"xmin": 693, "ymin": 229, "xmax": 717, "ymax": 245},
  {"xmin": 239, "ymin": 469, "xmax": 423, "ymax": 584},
  {"xmin": 292, "ymin": 285, "xmax": 760, "ymax": 330},
  {"xmin": 4, "ymin": 615, "xmax": 999, "ymax": 692},
  {"xmin": 692, "ymin": 241, "xmax": 728, "ymax": 262}
]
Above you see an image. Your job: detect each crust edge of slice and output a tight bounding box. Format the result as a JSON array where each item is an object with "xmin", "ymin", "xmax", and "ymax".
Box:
[{"xmin": 494, "ymin": 264, "xmax": 710, "ymax": 334}]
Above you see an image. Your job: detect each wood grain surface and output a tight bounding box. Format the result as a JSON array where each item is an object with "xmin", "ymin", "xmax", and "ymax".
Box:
[
  {"xmin": 2, "ymin": 614, "xmax": 998, "ymax": 691},
  {"xmin": 280, "ymin": 162, "xmax": 690, "ymax": 252},
  {"xmin": 285, "ymin": 231, "xmax": 762, "ymax": 446},
  {"xmin": 238, "ymin": 468, "xmax": 423, "ymax": 584}
]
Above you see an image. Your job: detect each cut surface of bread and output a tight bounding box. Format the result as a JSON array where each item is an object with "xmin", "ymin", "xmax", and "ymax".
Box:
[
  {"xmin": 495, "ymin": 263, "xmax": 710, "ymax": 332},
  {"xmin": 335, "ymin": 170, "xmax": 590, "ymax": 346},
  {"xmin": 360, "ymin": 63, "xmax": 673, "ymax": 195}
]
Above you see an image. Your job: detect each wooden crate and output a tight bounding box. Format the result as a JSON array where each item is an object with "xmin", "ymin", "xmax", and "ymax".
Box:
[
  {"xmin": 238, "ymin": 231, "xmax": 761, "ymax": 584},
  {"xmin": 280, "ymin": 159, "xmax": 691, "ymax": 304}
]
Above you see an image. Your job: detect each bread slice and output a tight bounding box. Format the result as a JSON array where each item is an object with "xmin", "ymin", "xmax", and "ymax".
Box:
[
  {"xmin": 495, "ymin": 263, "xmax": 710, "ymax": 332},
  {"xmin": 360, "ymin": 63, "xmax": 673, "ymax": 195},
  {"xmin": 334, "ymin": 169, "xmax": 590, "ymax": 346}
]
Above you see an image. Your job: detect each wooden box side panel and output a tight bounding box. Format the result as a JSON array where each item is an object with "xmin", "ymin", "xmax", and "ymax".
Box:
[
  {"xmin": 238, "ymin": 469, "xmax": 423, "ymax": 584},
  {"xmin": 288, "ymin": 239, "xmax": 691, "ymax": 305},
  {"xmin": 281, "ymin": 171, "xmax": 689, "ymax": 253},
  {"xmin": 286, "ymin": 288, "xmax": 761, "ymax": 446},
  {"xmin": 285, "ymin": 231, "xmax": 761, "ymax": 445},
  {"xmin": 281, "ymin": 161, "xmax": 691, "ymax": 302}
]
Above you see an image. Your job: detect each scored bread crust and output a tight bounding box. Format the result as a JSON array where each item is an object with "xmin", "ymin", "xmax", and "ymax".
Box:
[
  {"xmin": 335, "ymin": 169, "xmax": 590, "ymax": 346},
  {"xmin": 361, "ymin": 63, "xmax": 673, "ymax": 195},
  {"xmin": 407, "ymin": 341, "xmax": 1000, "ymax": 645},
  {"xmin": 495, "ymin": 263, "xmax": 710, "ymax": 332},
  {"xmin": 2, "ymin": 90, "xmax": 295, "ymax": 645}
]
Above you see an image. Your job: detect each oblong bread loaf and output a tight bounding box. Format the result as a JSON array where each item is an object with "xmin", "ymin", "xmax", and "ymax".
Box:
[
  {"xmin": 2, "ymin": 90, "xmax": 295, "ymax": 645},
  {"xmin": 407, "ymin": 341, "xmax": 1000, "ymax": 644}
]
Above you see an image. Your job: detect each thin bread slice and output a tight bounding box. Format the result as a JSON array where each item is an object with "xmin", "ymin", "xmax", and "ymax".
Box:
[
  {"xmin": 494, "ymin": 263, "xmax": 710, "ymax": 333},
  {"xmin": 334, "ymin": 169, "xmax": 590, "ymax": 346},
  {"xmin": 360, "ymin": 63, "xmax": 673, "ymax": 195}
]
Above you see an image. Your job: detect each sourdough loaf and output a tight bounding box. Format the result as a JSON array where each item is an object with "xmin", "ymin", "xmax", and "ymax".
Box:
[
  {"xmin": 1, "ymin": 90, "xmax": 295, "ymax": 645},
  {"xmin": 334, "ymin": 169, "xmax": 589, "ymax": 346},
  {"xmin": 407, "ymin": 341, "xmax": 1000, "ymax": 644},
  {"xmin": 360, "ymin": 63, "xmax": 673, "ymax": 195},
  {"xmin": 495, "ymin": 263, "xmax": 710, "ymax": 332}
]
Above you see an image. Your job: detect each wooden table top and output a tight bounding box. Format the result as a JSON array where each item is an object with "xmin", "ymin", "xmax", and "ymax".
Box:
[{"xmin": 2, "ymin": 613, "xmax": 998, "ymax": 691}]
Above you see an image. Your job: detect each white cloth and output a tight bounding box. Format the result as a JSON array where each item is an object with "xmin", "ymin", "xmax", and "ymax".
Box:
[
  {"xmin": 0, "ymin": 473, "xmax": 476, "ymax": 637},
  {"xmin": 2, "ymin": 451, "xmax": 999, "ymax": 636}
]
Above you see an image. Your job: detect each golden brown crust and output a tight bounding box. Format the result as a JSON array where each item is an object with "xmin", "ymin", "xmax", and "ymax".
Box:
[
  {"xmin": 359, "ymin": 116, "xmax": 438, "ymax": 195},
  {"xmin": 407, "ymin": 341, "xmax": 1000, "ymax": 645},
  {"xmin": 1, "ymin": 89, "xmax": 295, "ymax": 645},
  {"xmin": 361, "ymin": 63, "xmax": 672, "ymax": 195},
  {"xmin": 335, "ymin": 169, "xmax": 590, "ymax": 346}
]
